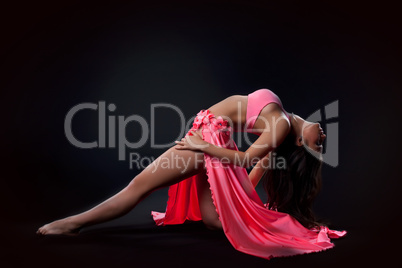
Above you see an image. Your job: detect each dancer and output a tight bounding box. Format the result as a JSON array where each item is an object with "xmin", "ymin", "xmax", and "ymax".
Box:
[{"xmin": 37, "ymin": 88, "xmax": 346, "ymax": 260}]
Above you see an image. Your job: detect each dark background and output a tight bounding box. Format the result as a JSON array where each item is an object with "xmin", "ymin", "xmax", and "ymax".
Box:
[{"xmin": 1, "ymin": 0, "xmax": 401, "ymax": 267}]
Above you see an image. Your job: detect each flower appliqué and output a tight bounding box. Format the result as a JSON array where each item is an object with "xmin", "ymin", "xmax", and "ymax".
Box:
[{"xmin": 189, "ymin": 110, "xmax": 232, "ymax": 136}]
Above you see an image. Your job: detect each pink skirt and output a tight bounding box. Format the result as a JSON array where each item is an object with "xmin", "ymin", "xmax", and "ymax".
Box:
[{"xmin": 151, "ymin": 109, "xmax": 346, "ymax": 260}]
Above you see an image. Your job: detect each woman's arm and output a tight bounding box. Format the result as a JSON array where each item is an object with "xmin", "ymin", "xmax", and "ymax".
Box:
[
  {"xmin": 248, "ymin": 152, "xmax": 270, "ymax": 188},
  {"xmin": 175, "ymin": 113, "xmax": 290, "ymax": 168}
]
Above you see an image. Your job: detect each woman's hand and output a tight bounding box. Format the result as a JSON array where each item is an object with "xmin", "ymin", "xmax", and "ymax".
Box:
[{"xmin": 174, "ymin": 131, "xmax": 209, "ymax": 151}]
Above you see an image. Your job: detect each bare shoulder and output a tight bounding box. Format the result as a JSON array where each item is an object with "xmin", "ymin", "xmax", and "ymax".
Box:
[{"xmin": 258, "ymin": 103, "xmax": 291, "ymax": 130}]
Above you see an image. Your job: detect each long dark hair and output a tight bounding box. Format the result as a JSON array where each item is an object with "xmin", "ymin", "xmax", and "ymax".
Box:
[{"xmin": 262, "ymin": 130, "xmax": 325, "ymax": 229}]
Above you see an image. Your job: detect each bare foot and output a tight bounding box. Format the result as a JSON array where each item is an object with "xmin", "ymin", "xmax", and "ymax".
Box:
[{"xmin": 36, "ymin": 217, "xmax": 82, "ymax": 236}]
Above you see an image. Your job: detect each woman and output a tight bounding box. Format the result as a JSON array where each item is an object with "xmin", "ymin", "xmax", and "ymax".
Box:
[{"xmin": 37, "ymin": 88, "xmax": 346, "ymax": 260}]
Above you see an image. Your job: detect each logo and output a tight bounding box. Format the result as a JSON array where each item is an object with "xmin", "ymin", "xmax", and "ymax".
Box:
[{"xmin": 304, "ymin": 100, "xmax": 339, "ymax": 167}]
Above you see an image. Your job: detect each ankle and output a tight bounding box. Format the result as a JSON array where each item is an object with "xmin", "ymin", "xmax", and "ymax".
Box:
[{"xmin": 66, "ymin": 216, "xmax": 85, "ymax": 229}]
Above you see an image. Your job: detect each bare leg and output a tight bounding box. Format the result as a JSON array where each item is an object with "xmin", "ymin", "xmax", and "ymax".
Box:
[
  {"xmin": 195, "ymin": 172, "xmax": 222, "ymax": 230},
  {"xmin": 37, "ymin": 146, "xmax": 207, "ymax": 235}
]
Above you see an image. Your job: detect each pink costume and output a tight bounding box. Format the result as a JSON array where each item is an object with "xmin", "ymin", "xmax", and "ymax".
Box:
[{"xmin": 152, "ymin": 88, "xmax": 346, "ymax": 260}]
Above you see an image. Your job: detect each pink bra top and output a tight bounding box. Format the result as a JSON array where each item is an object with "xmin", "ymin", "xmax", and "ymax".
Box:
[{"xmin": 246, "ymin": 88, "xmax": 290, "ymax": 135}]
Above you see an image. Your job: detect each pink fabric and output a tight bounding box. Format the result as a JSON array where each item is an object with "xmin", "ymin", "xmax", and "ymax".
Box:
[
  {"xmin": 246, "ymin": 88, "xmax": 291, "ymax": 134},
  {"xmin": 152, "ymin": 90, "xmax": 346, "ymax": 260}
]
